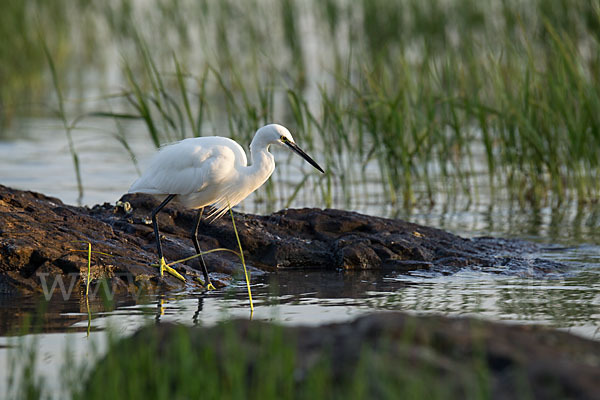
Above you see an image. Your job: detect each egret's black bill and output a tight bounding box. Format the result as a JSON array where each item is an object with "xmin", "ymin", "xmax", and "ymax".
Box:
[{"xmin": 285, "ymin": 141, "xmax": 325, "ymax": 173}]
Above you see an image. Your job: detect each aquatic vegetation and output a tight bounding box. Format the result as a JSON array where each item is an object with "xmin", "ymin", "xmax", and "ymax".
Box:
[{"xmin": 2, "ymin": 0, "xmax": 600, "ymax": 212}]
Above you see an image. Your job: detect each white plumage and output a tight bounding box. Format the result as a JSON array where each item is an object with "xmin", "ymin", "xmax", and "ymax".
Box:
[{"xmin": 129, "ymin": 124, "xmax": 324, "ymax": 218}]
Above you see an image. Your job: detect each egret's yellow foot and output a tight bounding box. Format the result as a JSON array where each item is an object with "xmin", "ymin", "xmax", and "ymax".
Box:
[
  {"xmin": 154, "ymin": 257, "xmax": 186, "ymax": 282},
  {"xmin": 194, "ymin": 277, "xmax": 216, "ymax": 290}
]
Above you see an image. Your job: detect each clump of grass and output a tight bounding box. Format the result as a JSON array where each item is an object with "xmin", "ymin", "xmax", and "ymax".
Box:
[
  {"xmin": 5, "ymin": 0, "xmax": 600, "ymax": 215},
  {"xmin": 10, "ymin": 313, "xmax": 570, "ymax": 400},
  {"xmin": 4, "ymin": 320, "xmax": 487, "ymax": 399}
]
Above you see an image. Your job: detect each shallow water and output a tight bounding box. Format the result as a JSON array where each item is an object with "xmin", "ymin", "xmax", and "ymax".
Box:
[{"xmin": 1, "ymin": 118, "xmax": 600, "ymax": 395}]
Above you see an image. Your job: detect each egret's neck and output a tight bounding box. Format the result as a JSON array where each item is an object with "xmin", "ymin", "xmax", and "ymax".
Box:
[{"xmin": 244, "ymin": 141, "xmax": 275, "ymax": 190}]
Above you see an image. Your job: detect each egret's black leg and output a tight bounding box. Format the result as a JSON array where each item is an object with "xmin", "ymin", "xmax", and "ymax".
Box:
[
  {"xmin": 155, "ymin": 294, "xmax": 165, "ymax": 323},
  {"xmin": 192, "ymin": 297, "xmax": 204, "ymax": 325},
  {"xmin": 151, "ymin": 194, "xmax": 186, "ymax": 281},
  {"xmin": 192, "ymin": 208, "xmax": 214, "ymax": 289},
  {"xmin": 151, "ymin": 194, "xmax": 176, "ymax": 260}
]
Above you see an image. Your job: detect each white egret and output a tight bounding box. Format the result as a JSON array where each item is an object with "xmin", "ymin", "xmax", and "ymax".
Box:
[{"xmin": 128, "ymin": 124, "xmax": 324, "ymax": 288}]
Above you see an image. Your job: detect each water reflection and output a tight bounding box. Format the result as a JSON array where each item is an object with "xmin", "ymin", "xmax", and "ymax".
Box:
[
  {"xmin": 1, "ymin": 256, "xmax": 598, "ymax": 339},
  {"xmin": 255, "ymin": 270, "xmax": 413, "ymax": 299},
  {"xmin": 374, "ymin": 271, "xmax": 599, "ymax": 338},
  {"xmin": 0, "ymin": 293, "xmax": 149, "ymax": 336}
]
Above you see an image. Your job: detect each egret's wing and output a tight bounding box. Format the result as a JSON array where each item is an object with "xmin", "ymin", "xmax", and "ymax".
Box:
[{"xmin": 129, "ymin": 140, "xmax": 238, "ymax": 196}]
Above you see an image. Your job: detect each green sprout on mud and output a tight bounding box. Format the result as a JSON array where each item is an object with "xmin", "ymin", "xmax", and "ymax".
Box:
[{"xmin": 70, "ymin": 241, "xmax": 113, "ymax": 298}]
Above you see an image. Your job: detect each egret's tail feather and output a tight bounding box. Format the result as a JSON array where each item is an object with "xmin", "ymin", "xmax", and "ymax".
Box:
[{"xmin": 206, "ymin": 205, "xmax": 231, "ymax": 221}]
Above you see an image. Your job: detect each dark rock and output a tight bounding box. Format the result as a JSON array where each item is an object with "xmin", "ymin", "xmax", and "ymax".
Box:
[
  {"xmin": 0, "ymin": 185, "xmax": 571, "ymax": 295},
  {"xmin": 86, "ymin": 313, "xmax": 600, "ymax": 399}
]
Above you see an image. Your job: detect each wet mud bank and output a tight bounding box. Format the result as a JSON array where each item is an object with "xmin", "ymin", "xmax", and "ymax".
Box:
[{"xmin": 0, "ymin": 185, "xmax": 570, "ymax": 295}]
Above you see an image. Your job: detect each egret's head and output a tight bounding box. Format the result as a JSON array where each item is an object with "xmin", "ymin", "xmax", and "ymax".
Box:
[
  {"xmin": 273, "ymin": 124, "xmax": 295, "ymax": 146},
  {"xmin": 255, "ymin": 124, "xmax": 324, "ymax": 173},
  {"xmin": 255, "ymin": 124, "xmax": 294, "ymax": 145}
]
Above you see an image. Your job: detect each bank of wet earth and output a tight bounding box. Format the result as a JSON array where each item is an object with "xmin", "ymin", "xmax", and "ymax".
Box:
[
  {"xmin": 0, "ymin": 185, "xmax": 573, "ymax": 295},
  {"xmin": 86, "ymin": 312, "xmax": 600, "ymax": 399}
]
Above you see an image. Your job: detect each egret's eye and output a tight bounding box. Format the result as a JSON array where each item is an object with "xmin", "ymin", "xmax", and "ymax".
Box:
[{"xmin": 280, "ymin": 135, "xmax": 287, "ymax": 143}]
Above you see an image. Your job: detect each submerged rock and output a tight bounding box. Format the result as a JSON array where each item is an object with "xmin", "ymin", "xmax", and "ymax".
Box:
[
  {"xmin": 0, "ymin": 185, "xmax": 569, "ymax": 295},
  {"xmin": 85, "ymin": 312, "xmax": 600, "ymax": 399}
]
